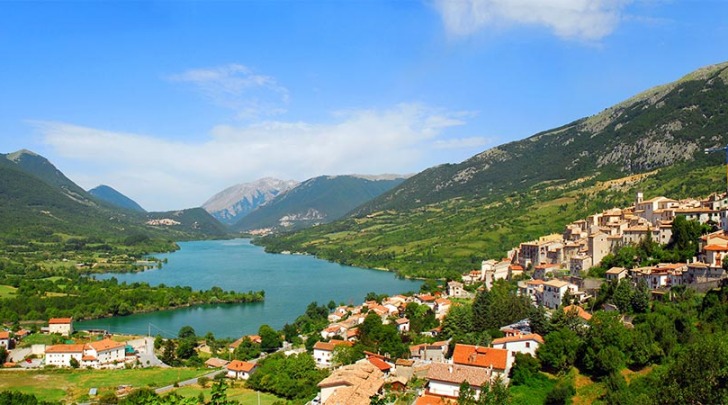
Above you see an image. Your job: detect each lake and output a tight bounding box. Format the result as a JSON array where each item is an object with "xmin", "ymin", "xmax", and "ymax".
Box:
[{"xmin": 76, "ymin": 239, "xmax": 422, "ymax": 338}]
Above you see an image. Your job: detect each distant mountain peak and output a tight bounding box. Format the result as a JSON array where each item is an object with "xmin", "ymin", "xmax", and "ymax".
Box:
[
  {"xmin": 7, "ymin": 149, "xmax": 40, "ymax": 161},
  {"xmin": 202, "ymin": 177, "xmax": 299, "ymax": 226}
]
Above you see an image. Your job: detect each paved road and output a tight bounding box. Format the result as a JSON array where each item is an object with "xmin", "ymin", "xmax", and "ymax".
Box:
[{"xmin": 137, "ymin": 337, "xmax": 168, "ymax": 368}]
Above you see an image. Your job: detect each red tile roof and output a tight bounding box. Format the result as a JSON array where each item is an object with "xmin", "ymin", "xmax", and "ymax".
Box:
[
  {"xmin": 704, "ymin": 244, "xmax": 728, "ymax": 251},
  {"xmin": 563, "ymin": 305, "xmax": 592, "ymax": 321},
  {"xmin": 368, "ymin": 356, "xmax": 391, "ymax": 371},
  {"xmin": 415, "ymin": 394, "xmax": 448, "ymax": 405},
  {"xmin": 46, "ymin": 344, "xmax": 85, "ymax": 353},
  {"xmin": 313, "ymin": 339, "xmax": 353, "ymax": 352},
  {"xmin": 48, "ymin": 317, "xmax": 73, "ymax": 324},
  {"xmin": 0, "ymin": 332, "xmax": 9, "ymax": 340},
  {"xmin": 452, "ymin": 344, "xmax": 508, "ymax": 371},
  {"xmin": 426, "ymin": 362, "xmax": 491, "ymax": 387},
  {"xmin": 491, "ymin": 333, "xmax": 544, "ymax": 345},
  {"xmin": 87, "ymin": 338, "xmax": 125, "ymax": 352},
  {"xmin": 227, "ymin": 359, "xmax": 256, "ymax": 372}
]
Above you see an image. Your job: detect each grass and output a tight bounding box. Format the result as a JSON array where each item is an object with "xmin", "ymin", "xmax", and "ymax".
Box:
[
  {"xmin": 0, "ymin": 284, "xmax": 17, "ymax": 299},
  {"xmin": 173, "ymin": 384, "xmax": 282, "ymax": 404},
  {"xmin": 0, "ymin": 368, "xmax": 211, "ymax": 403},
  {"xmin": 509, "ymin": 373, "xmax": 557, "ymax": 405},
  {"xmin": 572, "ymin": 370, "xmax": 605, "ymax": 405}
]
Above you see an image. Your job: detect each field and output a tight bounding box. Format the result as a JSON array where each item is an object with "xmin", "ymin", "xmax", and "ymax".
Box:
[
  {"xmin": 0, "ymin": 285, "xmax": 17, "ymax": 299},
  {"xmin": 173, "ymin": 385, "xmax": 282, "ymax": 404},
  {"xmin": 0, "ymin": 368, "xmax": 211, "ymax": 403}
]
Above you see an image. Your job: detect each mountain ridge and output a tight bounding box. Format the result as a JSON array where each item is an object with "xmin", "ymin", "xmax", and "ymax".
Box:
[
  {"xmin": 89, "ymin": 184, "xmax": 146, "ymax": 213},
  {"xmin": 202, "ymin": 177, "xmax": 299, "ymax": 225}
]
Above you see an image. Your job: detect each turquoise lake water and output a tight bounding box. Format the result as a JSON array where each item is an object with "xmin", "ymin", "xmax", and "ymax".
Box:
[{"xmin": 76, "ymin": 239, "xmax": 421, "ymax": 338}]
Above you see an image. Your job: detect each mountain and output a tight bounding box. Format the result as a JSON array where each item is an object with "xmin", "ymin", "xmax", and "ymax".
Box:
[
  {"xmin": 202, "ymin": 178, "xmax": 299, "ymax": 225},
  {"xmin": 258, "ymin": 61, "xmax": 728, "ymax": 278},
  {"xmin": 145, "ymin": 208, "xmax": 229, "ymax": 237},
  {"xmin": 89, "ymin": 185, "xmax": 146, "ymax": 212},
  {"xmin": 0, "ymin": 149, "xmax": 228, "ymax": 242},
  {"xmin": 233, "ymin": 175, "xmax": 407, "ymax": 232}
]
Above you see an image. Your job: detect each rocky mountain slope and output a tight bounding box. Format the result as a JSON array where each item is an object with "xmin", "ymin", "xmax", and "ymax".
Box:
[
  {"xmin": 202, "ymin": 178, "xmax": 299, "ymax": 225},
  {"xmin": 233, "ymin": 175, "xmax": 407, "ymax": 232},
  {"xmin": 259, "ymin": 61, "xmax": 728, "ymax": 278}
]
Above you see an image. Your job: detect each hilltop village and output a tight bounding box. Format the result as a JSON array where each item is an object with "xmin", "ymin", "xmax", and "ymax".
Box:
[{"xmin": 3, "ymin": 191, "xmax": 728, "ymax": 404}]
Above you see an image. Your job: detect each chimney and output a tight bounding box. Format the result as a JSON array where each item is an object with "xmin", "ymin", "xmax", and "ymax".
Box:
[
  {"xmin": 637, "ymin": 192, "xmax": 644, "ymax": 204},
  {"xmin": 449, "ymin": 365, "xmax": 453, "ymax": 374}
]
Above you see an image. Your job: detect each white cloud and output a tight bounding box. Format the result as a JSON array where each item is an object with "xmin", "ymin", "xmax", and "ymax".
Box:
[
  {"xmin": 33, "ymin": 104, "xmax": 484, "ymax": 211},
  {"xmin": 167, "ymin": 64, "xmax": 290, "ymax": 119},
  {"xmin": 433, "ymin": 136, "xmax": 490, "ymax": 150},
  {"xmin": 434, "ymin": 0, "xmax": 632, "ymax": 41}
]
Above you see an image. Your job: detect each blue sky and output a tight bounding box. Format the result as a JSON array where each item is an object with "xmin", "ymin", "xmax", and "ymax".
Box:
[{"xmin": 1, "ymin": 1, "xmax": 727, "ymax": 211}]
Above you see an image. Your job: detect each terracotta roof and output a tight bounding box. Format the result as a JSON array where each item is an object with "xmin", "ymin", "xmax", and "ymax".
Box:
[
  {"xmin": 45, "ymin": 344, "xmax": 85, "ymax": 353},
  {"xmin": 606, "ymin": 267, "xmax": 627, "ymax": 275},
  {"xmin": 0, "ymin": 332, "xmax": 9, "ymax": 339},
  {"xmin": 452, "ymin": 344, "xmax": 508, "ymax": 371},
  {"xmin": 415, "ymin": 394, "xmax": 448, "ymax": 405},
  {"xmin": 426, "ymin": 362, "xmax": 491, "ymax": 387},
  {"xmin": 368, "ymin": 356, "xmax": 391, "ymax": 371},
  {"xmin": 87, "ymin": 338, "xmax": 125, "ymax": 352},
  {"xmin": 544, "ymin": 279, "xmax": 569, "ymax": 288},
  {"xmin": 318, "ymin": 362, "xmax": 384, "ymax": 405},
  {"xmin": 396, "ymin": 358, "xmax": 414, "ymax": 367},
  {"xmin": 562, "ymin": 305, "xmax": 592, "ymax": 321},
  {"xmin": 81, "ymin": 355, "xmax": 97, "ymax": 361},
  {"xmin": 313, "ymin": 339, "xmax": 353, "ymax": 352},
  {"xmin": 492, "ymin": 333, "xmax": 544, "ymax": 345},
  {"xmin": 704, "ymin": 244, "xmax": 728, "ymax": 251},
  {"xmin": 417, "ymin": 294, "xmax": 436, "ymax": 302},
  {"xmin": 230, "ymin": 335, "xmax": 262, "ymax": 349},
  {"xmin": 48, "ymin": 317, "xmax": 73, "ymax": 324},
  {"xmin": 227, "ymin": 359, "xmax": 256, "ymax": 372},
  {"xmin": 509, "ymin": 264, "xmax": 524, "ymax": 271},
  {"xmin": 395, "ymin": 318, "xmax": 410, "ymax": 325}
]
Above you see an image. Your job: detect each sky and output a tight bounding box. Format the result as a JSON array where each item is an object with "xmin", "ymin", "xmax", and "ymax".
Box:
[{"xmin": 1, "ymin": 1, "xmax": 727, "ymax": 211}]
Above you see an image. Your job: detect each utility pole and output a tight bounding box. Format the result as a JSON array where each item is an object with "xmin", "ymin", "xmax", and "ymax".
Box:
[{"xmin": 705, "ymin": 144, "xmax": 728, "ymax": 193}]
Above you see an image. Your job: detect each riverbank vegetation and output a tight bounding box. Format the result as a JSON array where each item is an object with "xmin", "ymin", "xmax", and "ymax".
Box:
[{"xmin": 0, "ymin": 268, "xmax": 264, "ymax": 323}]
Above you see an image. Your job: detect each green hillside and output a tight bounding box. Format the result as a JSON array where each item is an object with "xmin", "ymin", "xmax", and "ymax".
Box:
[
  {"xmin": 233, "ymin": 175, "xmax": 405, "ymax": 232},
  {"xmin": 0, "ymin": 150, "xmax": 229, "ymax": 247},
  {"xmin": 88, "ymin": 184, "xmax": 146, "ymax": 212},
  {"xmin": 258, "ymin": 62, "xmax": 728, "ymax": 279}
]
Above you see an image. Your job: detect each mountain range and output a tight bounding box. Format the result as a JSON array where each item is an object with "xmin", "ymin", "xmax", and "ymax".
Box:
[
  {"xmin": 259, "ymin": 61, "xmax": 728, "ymax": 278},
  {"xmin": 202, "ymin": 178, "xmax": 299, "ymax": 226},
  {"xmin": 0, "ymin": 150, "xmax": 228, "ymax": 242},
  {"xmin": 231, "ymin": 175, "xmax": 407, "ymax": 232}
]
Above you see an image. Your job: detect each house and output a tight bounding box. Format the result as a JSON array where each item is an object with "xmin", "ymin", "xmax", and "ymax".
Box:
[
  {"xmin": 48, "ymin": 318, "xmax": 73, "ymax": 336},
  {"xmin": 320, "ymin": 323, "xmax": 348, "ymax": 339},
  {"xmin": 491, "ymin": 333, "xmax": 544, "ymax": 358},
  {"xmin": 434, "ymin": 298, "xmax": 451, "ymax": 318},
  {"xmin": 518, "ymin": 279, "xmax": 544, "ymax": 305},
  {"xmin": 228, "ymin": 335, "xmax": 262, "ymax": 352},
  {"xmin": 368, "ymin": 356, "xmax": 392, "ymax": 376},
  {"xmin": 415, "ymin": 394, "xmax": 449, "ymax": 405},
  {"xmin": 45, "ymin": 344, "xmax": 85, "ymax": 367},
  {"xmin": 542, "ymin": 280, "xmax": 570, "ymax": 309},
  {"xmin": 0, "ymin": 331, "xmax": 10, "ymax": 349},
  {"xmin": 317, "ymin": 361, "xmax": 384, "ymax": 405},
  {"xmin": 204, "ymin": 357, "xmax": 229, "ymax": 368},
  {"xmin": 395, "ymin": 318, "xmax": 410, "ymax": 333},
  {"xmin": 425, "ymin": 363, "xmax": 492, "ymax": 400},
  {"xmin": 533, "ymin": 263, "xmax": 561, "ymax": 280},
  {"xmin": 451, "ymin": 344, "xmax": 511, "ymax": 378},
  {"xmin": 410, "ymin": 341, "xmax": 448, "ymax": 363},
  {"xmin": 605, "ymin": 267, "xmax": 628, "ymax": 283},
  {"xmin": 313, "ymin": 339, "xmax": 353, "ymax": 368},
  {"xmin": 83, "ymin": 339, "xmax": 126, "ymax": 367},
  {"xmin": 447, "ymin": 281, "xmax": 466, "ymax": 298},
  {"xmin": 226, "ymin": 360, "xmax": 257, "ymax": 379},
  {"xmin": 45, "ymin": 338, "xmax": 126, "ymax": 368}
]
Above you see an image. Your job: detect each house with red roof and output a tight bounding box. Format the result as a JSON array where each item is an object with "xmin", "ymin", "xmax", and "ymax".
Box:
[
  {"xmin": 425, "ymin": 363, "xmax": 492, "ymax": 400},
  {"xmin": 313, "ymin": 339, "xmax": 353, "ymax": 368},
  {"xmin": 45, "ymin": 338, "xmax": 126, "ymax": 368},
  {"xmin": 451, "ymin": 344, "xmax": 511, "ymax": 378},
  {"xmin": 48, "ymin": 317, "xmax": 73, "ymax": 336},
  {"xmin": 0, "ymin": 331, "xmax": 11, "ymax": 349},
  {"xmin": 226, "ymin": 359, "xmax": 257, "ymax": 380},
  {"xmin": 395, "ymin": 318, "xmax": 410, "ymax": 333},
  {"xmin": 491, "ymin": 333, "xmax": 544, "ymax": 358}
]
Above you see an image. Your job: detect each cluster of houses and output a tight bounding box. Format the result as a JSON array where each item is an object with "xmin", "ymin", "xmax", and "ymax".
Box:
[
  {"xmin": 459, "ymin": 192, "xmax": 728, "ymax": 311},
  {"xmin": 2, "ymin": 318, "xmax": 140, "ymax": 369},
  {"xmin": 310, "ymin": 321, "xmax": 548, "ymax": 405}
]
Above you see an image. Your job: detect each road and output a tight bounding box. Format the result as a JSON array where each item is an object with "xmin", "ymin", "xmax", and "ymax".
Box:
[{"xmin": 137, "ymin": 336, "xmax": 168, "ymax": 368}]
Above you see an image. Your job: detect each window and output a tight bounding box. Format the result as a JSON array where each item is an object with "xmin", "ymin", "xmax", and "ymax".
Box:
[{"xmin": 526, "ymin": 342, "xmax": 530, "ymax": 348}]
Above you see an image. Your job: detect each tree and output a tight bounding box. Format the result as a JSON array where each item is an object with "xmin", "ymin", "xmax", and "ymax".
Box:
[
  {"xmin": 580, "ymin": 311, "xmax": 632, "ymax": 378},
  {"xmin": 477, "ymin": 375, "xmax": 511, "ymax": 404},
  {"xmin": 161, "ymin": 339, "xmax": 177, "ymax": 365},
  {"xmin": 458, "ymin": 381, "xmax": 477, "ymax": 405},
  {"xmin": 233, "ymin": 337, "xmax": 261, "ymax": 361},
  {"xmin": 69, "ymin": 356, "xmax": 80, "ymax": 369},
  {"xmin": 612, "ymin": 279, "xmax": 633, "ymax": 313},
  {"xmin": 472, "ymin": 287, "xmax": 492, "ymax": 332},
  {"xmin": 631, "ymin": 279, "xmax": 651, "ymax": 314},
  {"xmin": 176, "ymin": 338, "xmax": 196, "ymax": 360},
  {"xmin": 529, "ymin": 305, "xmax": 551, "ymax": 336},
  {"xmin": 259, "ymin": 324, "xmax": 282, "ymax": 352},
  {"xmin": 327, "ymin": 300, "xmax": 337, "ymax": 311},
  {"xmin": 332, "ymin": 344, "xmax": 364, "ymax": 367},
  {"xmin": 178, "ymin": 325, "xmax": 196, "ymax": 340},
  {"xmin": 509, "ymin": 353, "xmax": 541, "ymax": 386},
  {"xmin": 537, "ymin": 328, "xmax": 582, "ymax": 374}
]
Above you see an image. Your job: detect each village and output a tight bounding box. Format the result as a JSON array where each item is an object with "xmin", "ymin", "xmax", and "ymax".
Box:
[{"xmin": 2, "ymin": 191, "xmax": 728, "ymax": 404}]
